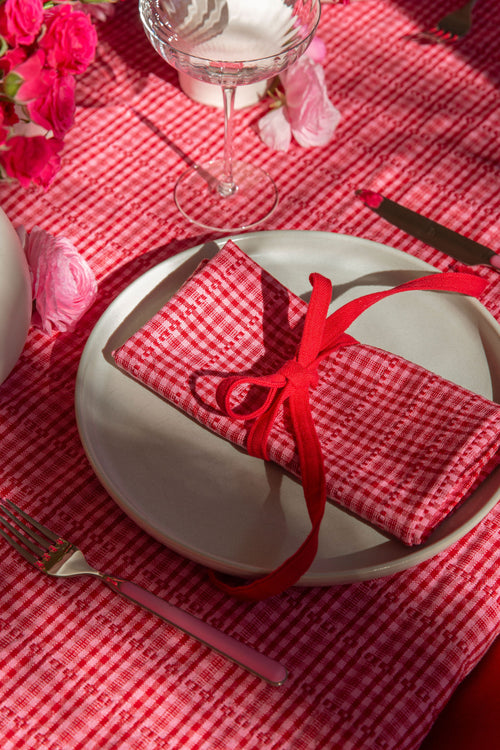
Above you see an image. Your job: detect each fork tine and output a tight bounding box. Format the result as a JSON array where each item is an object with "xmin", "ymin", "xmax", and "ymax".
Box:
[
  {"xmin": 0, "ymin": 499, "xmax": 64, "ymax": 567},
  {"xmin": 0, "ymin": 506, "xmax": 47, "ymax": 557},
  {"xmin": 429, "ymin": 27, "xmax": 459, "ymax": 41},
  {"xmin": 0, "ymin": 525, "xmax": 39, "ymax": 566},
  {"xmin": 4, "ymin": 499, "xmax": 60, "ymax": 543}
]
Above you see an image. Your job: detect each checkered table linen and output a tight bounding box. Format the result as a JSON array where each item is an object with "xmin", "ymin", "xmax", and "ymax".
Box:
[
  {"xmin": 1, "ymin": 0, "xmax": 500, "ymax": 748},
  {"xmin": 114, "ymin": 240, "xmax": 500, "ymax": 553}
]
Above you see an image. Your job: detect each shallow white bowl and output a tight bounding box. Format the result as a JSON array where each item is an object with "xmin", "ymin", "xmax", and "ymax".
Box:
[{"xmin": 0, "ymin": 207, "xmax": 32, "ymax": 386}]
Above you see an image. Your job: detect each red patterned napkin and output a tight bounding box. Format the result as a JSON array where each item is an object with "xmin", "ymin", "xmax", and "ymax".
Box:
[{"xmin": 113, "ymin": 241, "xmax": 500, "ymax": 598}]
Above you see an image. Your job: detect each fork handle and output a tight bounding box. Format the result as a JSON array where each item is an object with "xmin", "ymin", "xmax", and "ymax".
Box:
[{"xmin": 101, "ymin": 575, "xmax": 287, "ymax": 685}]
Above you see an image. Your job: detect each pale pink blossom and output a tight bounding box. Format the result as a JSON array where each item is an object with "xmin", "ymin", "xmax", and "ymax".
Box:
[
  {"xmin": 307, "ymin": 35, "xmax": 327, "ymax": 64},
  {"xmin": 22, "ymin": 227, "xmax": 98, "ymax": 334},
  {"xmin": 258, "ymin": 106, "xmax": 292, "ymax": 152},
  {"xmin": 258, "ymin": 56, "xmax": 340, "ymax": 152},
  {"xmin": 283, "ymin": 56, "xmax": 341, "ymax": 147}
]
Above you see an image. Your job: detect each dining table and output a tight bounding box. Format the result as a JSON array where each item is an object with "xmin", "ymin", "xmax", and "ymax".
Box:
[{"xmin": 1, "ymin": 0, "xmax": 499, "ymax": 748}]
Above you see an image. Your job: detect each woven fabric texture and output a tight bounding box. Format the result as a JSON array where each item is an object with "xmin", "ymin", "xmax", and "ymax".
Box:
[{"xmin": 0, "ymin": 0, "xmax": 499, "ymax": 748}]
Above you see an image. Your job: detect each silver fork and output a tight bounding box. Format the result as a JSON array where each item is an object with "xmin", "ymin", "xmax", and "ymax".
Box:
[
  {"xmin": 410, "ymin": 0, "xmax": 480, "ymax": 44},
  {"xmin": 0, "ymin": 499, "xmax": 287, "ymax": 685}
]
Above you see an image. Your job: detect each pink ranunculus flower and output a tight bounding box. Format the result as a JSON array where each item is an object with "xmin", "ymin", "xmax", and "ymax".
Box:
[
  {"xmin": 40, "ymin": 5, "xmax": 98, "ymax": 75},
  {"xmin": 28, "ymin": 75, "xmax": 76, "ymax": 139},
  {"xmin": 258, "ymin": 56, "xmax": 340, "ymax": 152},
  {"xmin": 0, "ymin": 0, "xmax": 44, "ymax": 47},
  {"xmin": 0, "ymin": 134, "xmax": 63, "ymax": 188},
  {"xmin": 22, "ymin": 227, "xmax": 98, "ymax": 334}
]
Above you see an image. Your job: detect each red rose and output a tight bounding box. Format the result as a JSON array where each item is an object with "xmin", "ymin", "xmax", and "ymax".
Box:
[
  {"xmin": 0, "ymin": 47, "xmax": 27, "ymax": 77},
  {"xmin": 28, "ymin": 75, "xmax": 76, "ymax": 139},
  {"xmin": 0, "ymin": 108, "xmax": 9, "ymax": 146},
  {"xmin": 0, "ymin": 135, "xmax": 63, "ymax": 188},
  {"xmin": 7, "ymin": 50, "xmax": 57, "ymax": 103},
  {"xmin": 39, "ymin": 5, "xmax": 97, "ymax": 75},
  {"xmin": 0, "ymin": 0, "xmax": 44, "ymax": 46},
  {"xmin": 1, "ymin": 100, "xmax": 18, "ymax": 128}
]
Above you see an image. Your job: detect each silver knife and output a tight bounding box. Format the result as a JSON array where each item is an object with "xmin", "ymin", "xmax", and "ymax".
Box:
[{"xmin": 356, "ymin": 189, "xmax": 500, "ymax": 271}]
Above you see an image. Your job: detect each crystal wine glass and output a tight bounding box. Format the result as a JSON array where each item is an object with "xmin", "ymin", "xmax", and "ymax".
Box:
[{"xmin": 139, "ymin": 0, "xmax": 321, "ymax": 231}]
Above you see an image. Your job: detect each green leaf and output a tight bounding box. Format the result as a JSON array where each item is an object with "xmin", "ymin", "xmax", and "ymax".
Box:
[{"xmin": 3, "ymin": 72, "xmax": 22, "ymax": 99}]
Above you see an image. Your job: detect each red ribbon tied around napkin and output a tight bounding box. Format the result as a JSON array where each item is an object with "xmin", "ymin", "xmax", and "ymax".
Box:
[
  {"xmin": 212, "ymin": 270, "xmax": 487, "ymax": 600},
  {"xmin": 113, "ymin": 242, "xmax": 498, "ymax": 600}
]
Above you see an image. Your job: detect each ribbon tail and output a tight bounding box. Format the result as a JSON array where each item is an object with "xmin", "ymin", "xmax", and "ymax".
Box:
[
  {"xmin": 210, "ymin": 389, "xmax": 326, "ymax": 600},
  {"xmin": 322, "ymin": 272, "xmax": 487, "ymax": 346},
  {"xmin": 246, "ymin": 389, "xmax": 287, "ymax": 460}
]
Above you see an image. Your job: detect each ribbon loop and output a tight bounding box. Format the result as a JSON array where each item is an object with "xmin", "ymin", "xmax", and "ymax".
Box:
[{"xmin": 216, "ymin": 372, "xmax": 286, "ymax": 421}]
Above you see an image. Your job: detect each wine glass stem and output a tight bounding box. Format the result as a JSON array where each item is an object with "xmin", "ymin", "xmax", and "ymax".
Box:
[{"xmin": 218, "ymin": 85, "xmax": 237, "ymax": 198}]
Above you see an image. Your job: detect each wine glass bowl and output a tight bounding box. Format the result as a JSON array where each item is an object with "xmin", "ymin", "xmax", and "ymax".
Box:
[{"xmin": 139, "ymin": 0, "xmax": 321, "ymax": 230}]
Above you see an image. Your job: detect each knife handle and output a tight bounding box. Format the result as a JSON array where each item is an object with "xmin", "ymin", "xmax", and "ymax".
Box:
[{"xmin": 102, "ymin": 575, "xmax": 288, "ymax": 685}]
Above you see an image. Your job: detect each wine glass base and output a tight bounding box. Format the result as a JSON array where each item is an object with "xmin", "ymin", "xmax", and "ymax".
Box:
[{"xmin": 174, "ymin": 160, "xmax": 279, "ymax": 232}]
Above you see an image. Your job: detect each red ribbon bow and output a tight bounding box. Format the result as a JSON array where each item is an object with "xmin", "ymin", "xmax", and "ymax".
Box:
[{"xmin": 210, "ymin": 271, "xmax": 487, "ymax": 600}]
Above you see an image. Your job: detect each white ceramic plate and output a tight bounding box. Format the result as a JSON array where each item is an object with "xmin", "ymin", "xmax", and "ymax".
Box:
[{"xmin": 75, "ymin": 231, "xmax": 500, "ymax": 585}]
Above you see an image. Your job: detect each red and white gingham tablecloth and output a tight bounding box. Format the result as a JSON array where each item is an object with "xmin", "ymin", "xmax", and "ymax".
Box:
[{"xmin": 0, "ymin": 1, "xmax": 499, "ymax": 748}]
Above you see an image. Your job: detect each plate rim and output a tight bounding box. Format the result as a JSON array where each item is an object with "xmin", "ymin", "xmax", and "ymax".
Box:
[{"xmin": 75, "ymin": 230, "xmax": 500, "ymax": 585}]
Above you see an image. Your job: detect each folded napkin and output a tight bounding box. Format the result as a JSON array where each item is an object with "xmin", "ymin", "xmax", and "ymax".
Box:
[{"xmin": 113, "ymin": 241, "xmax": 500, "ymax": 598}]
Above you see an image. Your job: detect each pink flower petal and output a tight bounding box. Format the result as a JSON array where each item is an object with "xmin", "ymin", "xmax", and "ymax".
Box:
[
  {"xmin": 258, "ymin": 107, "xmax": 292, "ymax": 152},
  {"xmin": 283, "ymin": 57, "xmax": 341, "ymax": 148},
  {"xmin": 307, "ymin": 36, "xmax": 327, "ymax": 64}
]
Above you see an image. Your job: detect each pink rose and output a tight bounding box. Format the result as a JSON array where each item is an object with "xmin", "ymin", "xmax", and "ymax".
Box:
[
  {"xmin": 28, "ymin": 75, "xmax": 76, "ymax": 139},
  {"xmin": 258, "ymin": 56, "xmax": 340, "ymax": 152},
  {"xmin": 39, "ymin": 5, "xmax": 97, "ymax": 75},
  {"xmin": 22, "ymin": 227, "xmax": 98, "ymax": 334},
  {"xmin": 282, "ymin": 56, "xmax": 341, "ymax": 147},
  {"xmin": 0, "ymin": 135, "xmax": 63, "ymax": 188},
  {"xmin": 0, "ymin": 0, "xmax": 44, "ymax": 46}
]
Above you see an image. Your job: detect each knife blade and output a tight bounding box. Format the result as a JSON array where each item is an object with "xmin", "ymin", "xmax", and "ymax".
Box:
[{"xmin": 355, "ymin": 189, "xmax": 500, "ymax": 271}]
